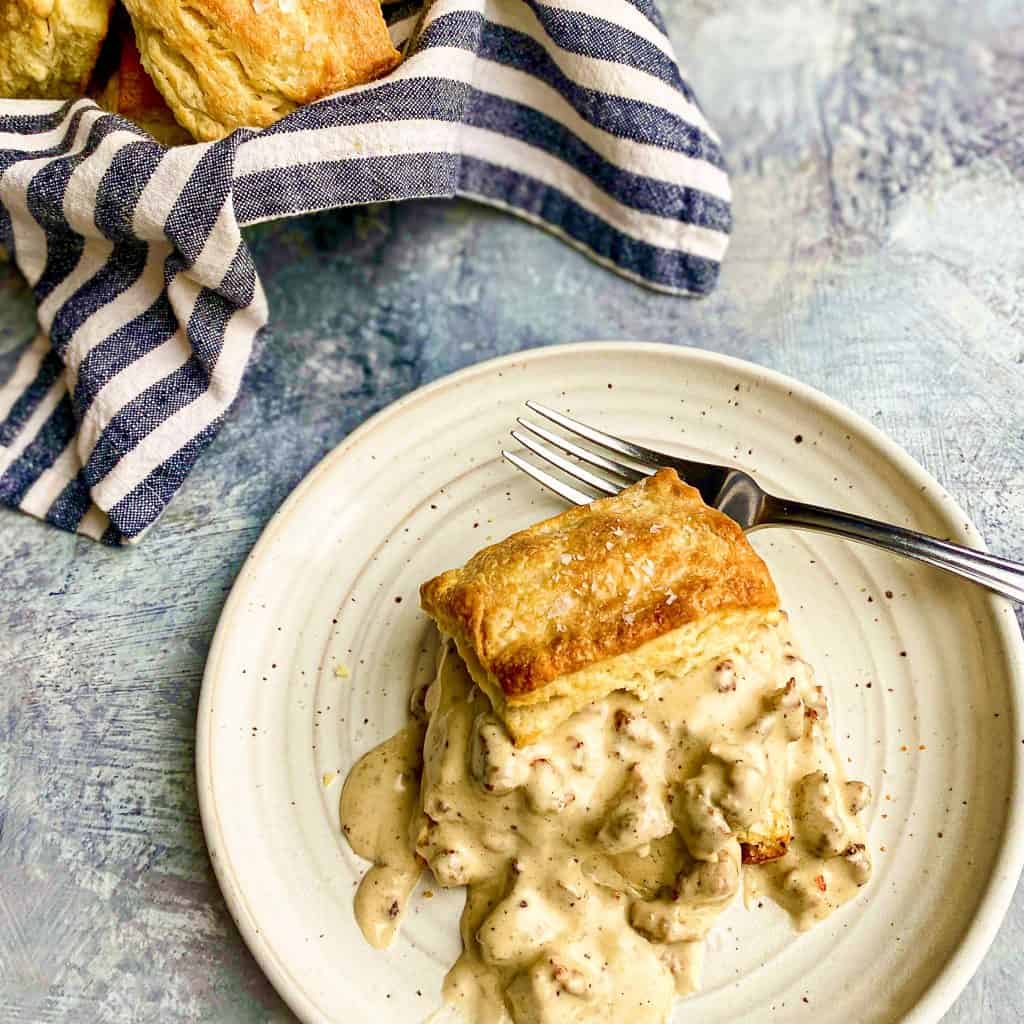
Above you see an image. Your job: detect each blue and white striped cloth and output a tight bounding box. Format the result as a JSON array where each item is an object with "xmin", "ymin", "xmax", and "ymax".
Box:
[{"xmin": 0, "ymin": 0, "xmax": 730, "ymax": 544}]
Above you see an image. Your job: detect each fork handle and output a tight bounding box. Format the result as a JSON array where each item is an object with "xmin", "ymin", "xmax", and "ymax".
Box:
[{"xmin": 759, "ymin": 497, "xmax": 1024, "ymax": 604}]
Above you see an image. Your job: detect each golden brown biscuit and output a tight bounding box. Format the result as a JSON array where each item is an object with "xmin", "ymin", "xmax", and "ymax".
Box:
[
  {"xmin": 121, "ymin": 0, "xmax": 402, "ymax": 141},
  {"xmin": 1, "ymin": 0, "xmax": 113, "ymax": 99},
  {"xmin": 421, "ymin": 468, "xmax": 781, "ymax": 744}
]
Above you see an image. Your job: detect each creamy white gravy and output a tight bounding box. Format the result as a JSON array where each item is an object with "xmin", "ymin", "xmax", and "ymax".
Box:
[{"xmin": 340, "ymin": 618, "xmax": 871, "ymax": 1023}]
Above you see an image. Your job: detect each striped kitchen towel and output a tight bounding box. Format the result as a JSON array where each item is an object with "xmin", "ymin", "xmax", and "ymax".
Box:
[{"xmin": 0, "ymin": 0, "xmax": 730, "ymax": 544}]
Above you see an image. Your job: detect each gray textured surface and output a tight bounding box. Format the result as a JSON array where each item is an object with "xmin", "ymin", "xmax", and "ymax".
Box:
[{"xmin": 2, "ymin": 1, "xmax": 1023, "ymax": 1020}]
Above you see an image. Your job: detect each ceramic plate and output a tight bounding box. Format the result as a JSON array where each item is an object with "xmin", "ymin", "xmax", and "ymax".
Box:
[{"xmin": 197, "ymin": 343, "xmax": 1024, "ymax": 1024}]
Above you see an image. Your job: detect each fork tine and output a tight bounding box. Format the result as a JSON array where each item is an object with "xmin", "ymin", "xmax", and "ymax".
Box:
[
  {"xmin": 510, "ymin": 430, "xmax": 621, "ymax": 496},
  {"xmin": 515, "ymin": 418, "xmax": 649, "ymax": 483},
  {"xmin": 525, "ymin": 401, "xmax": 663, "ymax": 468},
  {"xmin": 502, "ymin": 451, "xmax": 594, "ymax": 506}
]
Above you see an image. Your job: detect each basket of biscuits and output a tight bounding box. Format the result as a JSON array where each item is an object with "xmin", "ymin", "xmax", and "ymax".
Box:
[
  {"xmin": 0, "ymin": 1, "xmax": 730, "ymax": 542},
  {"xmin": 3, "ymin": 0, "xmax": 402, "ymax": 140}
]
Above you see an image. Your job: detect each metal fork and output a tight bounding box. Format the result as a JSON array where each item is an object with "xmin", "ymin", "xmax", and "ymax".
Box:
[{"xmin": 502, "ymin": 401, "xmax": 1024, "ymax": 605}]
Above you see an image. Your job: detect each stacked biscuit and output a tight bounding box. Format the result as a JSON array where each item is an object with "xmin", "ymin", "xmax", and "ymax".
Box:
[{"xmin": 0, "ymin": 0, "xmax": 402, "ymax": 143}]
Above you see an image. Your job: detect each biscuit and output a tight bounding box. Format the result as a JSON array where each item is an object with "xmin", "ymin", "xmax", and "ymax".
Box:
[
  {"xmin": 122, "ymin": 0, "xmax": 402, "ymax": 141},
  {"xmin": 421, "ymin": 468, "xmax": 780, "ymax": 743},
  {"xmin": 1, "ymin": 0, "xmax": 113, "ymax": 99}
]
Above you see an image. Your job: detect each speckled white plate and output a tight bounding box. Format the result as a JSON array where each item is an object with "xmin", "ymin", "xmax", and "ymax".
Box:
[{"xmin": 197, "ymin": 342, "xmax": 1024, "ymax": 1024}]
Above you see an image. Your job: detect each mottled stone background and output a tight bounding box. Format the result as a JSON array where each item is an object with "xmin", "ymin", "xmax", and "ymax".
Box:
[{"xmin": 1, "ymin": 1, "xmax": 1022, "ymax": 1020}]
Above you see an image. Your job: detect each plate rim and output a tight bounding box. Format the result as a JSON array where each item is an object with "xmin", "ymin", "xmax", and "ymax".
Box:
[{"xmin": 196, "ymin": 340, "xmax": 1024, "ymax": 1024}]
